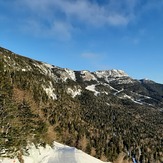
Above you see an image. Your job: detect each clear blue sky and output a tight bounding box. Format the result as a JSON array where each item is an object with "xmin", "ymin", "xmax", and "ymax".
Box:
[{"xmin": 0, "ymin": 0, "xmax": 163, "ymax": 83}]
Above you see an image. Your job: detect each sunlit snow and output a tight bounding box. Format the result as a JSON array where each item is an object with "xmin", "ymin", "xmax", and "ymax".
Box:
[
  {"xmin": 0, "ymin": 142, "xmax": 111, "ymax": 163},
  {"xmin": 64, "ymin": 69, "xmax": 76, "ymax": 81},
  {"xmin": 67, "ymin": 87, "xmax": 81, "ymax": 98},
  {"xmin": 42, "ymin": 82, "xmax": 57, "ymax": 100},
  {"xmin": 86, "ymin": 85, "xmax": 100, "ymax": 96},
  {"xmin": 81, "ymin": 70, "xmax": 97, "ymax": 81}
]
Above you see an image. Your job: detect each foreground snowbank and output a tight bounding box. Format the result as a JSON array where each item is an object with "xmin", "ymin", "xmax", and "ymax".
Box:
[{"xmin": 0, "ymin": 142, "xmax": 111, "ymax": 163}]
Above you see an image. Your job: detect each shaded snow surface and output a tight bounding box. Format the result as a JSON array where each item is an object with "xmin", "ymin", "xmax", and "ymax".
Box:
[{"xmin": 0, "ymin": 142, "xmax": 111, "ymax": 163}]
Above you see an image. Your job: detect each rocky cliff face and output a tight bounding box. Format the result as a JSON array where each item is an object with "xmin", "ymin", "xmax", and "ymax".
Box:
[{"xmin": 0, "ymin": 47, "xmax": 163, "ymax": 163}]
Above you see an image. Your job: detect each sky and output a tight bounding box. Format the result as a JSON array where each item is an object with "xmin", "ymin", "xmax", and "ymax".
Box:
[{"xmin": 0, "ymin": 0, "xmax": 163, "ymax": 83}]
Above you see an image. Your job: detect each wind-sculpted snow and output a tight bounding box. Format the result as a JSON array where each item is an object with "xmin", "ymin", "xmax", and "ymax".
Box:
[{"xmin": 0, "ymin": 142, "xmax": 111, "ymax": 163}]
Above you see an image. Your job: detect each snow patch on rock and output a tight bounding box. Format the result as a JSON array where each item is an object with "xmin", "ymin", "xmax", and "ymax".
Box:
[
  {"xmin": 121, "ymin": 94, "xmax": 143, "ymax": 105},
  {"xmin": 43, "ymin": 63, "xmax": 55, "ymax": 69},
  {"xmin": 95, "ymin": 69, "xmax": 128, "ymax": 78},
  {"xmin": 42, "ymin": 82, "xmax": 57, "ymax": 100},
  {"xmin": 33, "ymin": 63, "xmax": 50, "ymax": 75},
  {"xmin": 22, "ymin": 69, "xmax": 26, "ymax": 72},
  {"xmin": 67, "ymin": 87, "xmax": 81, "ymax": 98},
  {"xmin": 64, "ymin": 68, "xmax": 76, "ymax": 81},
  {"xmin": 86, "ymin": 85, "xmax": 100, "ymax": 96},
  {"xmin": 81, "ymin": 70, "xmax": 97, "ymax": 81}
]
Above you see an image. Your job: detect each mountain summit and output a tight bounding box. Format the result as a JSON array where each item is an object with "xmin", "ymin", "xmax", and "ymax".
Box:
[{"xmin": 0, "ymin": 47, "xmax": 163, "ymax": 163}]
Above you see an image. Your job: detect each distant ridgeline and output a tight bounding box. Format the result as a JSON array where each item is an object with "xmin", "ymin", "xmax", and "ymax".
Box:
[{"xmin": 0, "ymin": 47, "xmax": 163, "ymax": 163}]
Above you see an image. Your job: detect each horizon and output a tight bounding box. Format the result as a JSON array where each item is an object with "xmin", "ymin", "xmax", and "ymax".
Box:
[
  {"xmin": 1, "ymin": 45, "xmax": 161, "ymax": 84},
  {"xmin": 0, "ymin": 0, "xmax": 163, "ymax": 84}
]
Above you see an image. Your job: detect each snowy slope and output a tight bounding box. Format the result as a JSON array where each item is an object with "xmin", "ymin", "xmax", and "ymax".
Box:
[{"xmin": 0, "ymin": 142, "xmax": 111, "ymax": 163}]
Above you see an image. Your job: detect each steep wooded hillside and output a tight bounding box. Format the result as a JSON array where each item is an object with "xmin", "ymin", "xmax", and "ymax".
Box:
[{"xmin": 0, "ymin": 47, "xmax": 162, "ymax": 163}]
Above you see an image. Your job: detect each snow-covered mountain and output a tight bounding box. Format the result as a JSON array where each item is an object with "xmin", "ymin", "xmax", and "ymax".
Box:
[
  {"xmin": 0, "ymin": 142, "xmax": 111, "ymax": 163},
  {"xmin": 0, "ymin": 47, "xmax": 163, "ymax": 163}
]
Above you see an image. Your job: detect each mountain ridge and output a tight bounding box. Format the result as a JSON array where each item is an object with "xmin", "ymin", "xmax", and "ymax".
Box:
[{"xmin": 0, "ymin": 46, "xmax": 161, "ymax": 84}]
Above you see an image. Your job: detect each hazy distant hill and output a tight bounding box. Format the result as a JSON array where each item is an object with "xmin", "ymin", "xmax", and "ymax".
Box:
[{"xmin": 0, "ymin": 47, "xmax": 162, "ymax": 163}]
